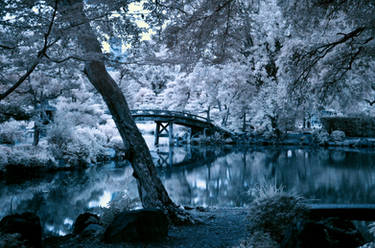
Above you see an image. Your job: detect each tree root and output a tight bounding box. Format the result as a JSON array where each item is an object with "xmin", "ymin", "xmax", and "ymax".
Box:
[{"xmin": 166, "ymin": 206, "xmax": 203, "ymax": 226}]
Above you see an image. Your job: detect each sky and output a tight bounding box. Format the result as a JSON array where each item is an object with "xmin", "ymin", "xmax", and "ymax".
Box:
[{"xmin": 102, "ymin": 1, "xmax": 154, "ymax": 53}]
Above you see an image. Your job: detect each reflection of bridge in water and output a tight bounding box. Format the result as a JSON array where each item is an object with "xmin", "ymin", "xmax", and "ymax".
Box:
[
  {"xmin": 152, "ymin": 145, "xmax": 234, "ymax": 170},
  {"xmin": 131, "ymin": 109, "xmax": 235, "ymax": 145}
]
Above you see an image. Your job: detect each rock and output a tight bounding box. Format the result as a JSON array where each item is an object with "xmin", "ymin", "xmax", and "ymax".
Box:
[
  {"xmin": 73, "ymin": 213, "xmax": 100, "ymax": 235},
  {"xmin": 330, "ymin": 130, "xmax": 346, "ymax": 142},
  {"xmin": 281, "ymin": 218, "xmax": 365, "ymax": 248},
  {"xmin": 254, "ymin": 126, "xmax": 266, "ymax": 136},
  {"xmin": 0, "ymin": 212, "xmax": 42, "ymax": 248},
  {"xmin": 103, "ymin": 209, "xmax": 168, "ymax": 243},
  {"xmin": 0, "ymin": 233, "xmax": 29, "ymax": 248},
  {"xmin": 224, "ymin": 137, "xmax": 234, "ymax": 144},
  {"xmin": 80, "ymin": 224, "xmax": 104, "ymax": 237}
]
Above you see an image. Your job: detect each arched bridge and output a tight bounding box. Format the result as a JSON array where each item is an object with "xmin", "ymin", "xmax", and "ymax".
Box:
[{"xmin": 130, "ymin": 109, "xmax": 235, "ymax": 145}]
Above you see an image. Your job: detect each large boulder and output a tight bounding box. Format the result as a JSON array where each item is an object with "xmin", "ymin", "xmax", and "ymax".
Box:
[
  {"xmin": 73, "ymin": 213, "xmax": 102, "ymax": 236},
  {"xmin": 0, "ymin": 233, "xmax": 29, "ymax": 248},
  {"xmin": 103, "ymin": 209, "xmax": 168, "ymax": 243},
  {"xmin": 0, "ymin": 212, "xmax": 42, "ymax": 248},
  {"xmin": 281, "ymin": 218, "xmax": 365, "ymax": 248},
  {"xmin": 330, "ymin": 130, "xmax": 346, "ymax": 142}
]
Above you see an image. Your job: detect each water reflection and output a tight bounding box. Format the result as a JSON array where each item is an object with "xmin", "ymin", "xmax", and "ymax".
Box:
[{"xmin": 1, "ymin": 145, "xmax": 375, "ymax": 235}]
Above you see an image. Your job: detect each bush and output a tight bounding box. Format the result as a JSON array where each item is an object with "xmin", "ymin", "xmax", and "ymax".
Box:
[
  {"xmin": 330, "ymin": 130, "xmax": 346, "ymax": 142},
  {"xmin": 0, "ymin": 119, "xmax": 26, "ymax": 144},
  {"xmin": 247, "ymin": 184, "xmax": 306, "ymax": 245},
  {"xmin": 0, "ymin": 144, "xmax": 57, "ymax": 168},
  {"xmin": 47, "ymin": 118, "xmax": 109, "ymax": 166},
  {"xmin": 312, "ymin": 129, "xmax": 329, "ymax": 145},
  {"xmin": 321, "ymin": 116, "xmax": 375, "ymax": 137}
]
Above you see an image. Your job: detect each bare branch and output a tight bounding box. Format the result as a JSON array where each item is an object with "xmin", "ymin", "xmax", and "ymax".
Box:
[
  {"xmin": 45, "ymin": 54, "xmax": 86, "ymax": 63},
  {"xmin": 365, "ymin": 99, "xmax": 375, "ymax": 106},
  {"xmin": 0, "ymin": 59, "xmax": 40, "ymax": 101},
  {"xmin": 0, "ymin": 44, "xmax": 15, "ymax": 50},
  {"xmin": 294, "ymin": 27, "xmax": 366, "ymax": 84},
  {"xmin": 154, "ymin": 0, "xmax": 188, "ymax": 15}
]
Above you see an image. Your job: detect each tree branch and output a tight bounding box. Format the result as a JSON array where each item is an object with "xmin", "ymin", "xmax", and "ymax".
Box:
[
  {"xmin": 0, "ymin": 60, "xmax": 40, "ymax": 101},
  {"xmin": 294, "ymin": 27, "xmax": 366, "ymax": 84},
  {"xmin": 45, "ymin": 54, "xmax": 86, "ymax": 63},
  {"xmin": 0, "ymin": 0, "xmax": 58, "ymax": 101},
  {"xmin": 0, "ymin": 44, "xmax": 15, "ymax": 50}
]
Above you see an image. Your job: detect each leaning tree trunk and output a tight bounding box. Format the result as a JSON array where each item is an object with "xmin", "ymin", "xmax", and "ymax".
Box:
[{"xmin": 60, "ymin": 1, "xmax": 189, "ymax": 222}]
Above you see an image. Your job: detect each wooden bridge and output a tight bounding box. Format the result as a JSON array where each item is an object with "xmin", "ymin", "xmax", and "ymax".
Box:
[{"xmin": 130, "ymin": 109, "xmax": 235, "ymax": 145}]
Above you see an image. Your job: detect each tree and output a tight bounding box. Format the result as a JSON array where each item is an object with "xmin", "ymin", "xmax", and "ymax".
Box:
[
  {"xmin": 147, "ymin": 0, "xmax": 292, "ymax": 131},
  {"xmin": 0, "ymin": 0, "xmax": 188, "ymax": 222},
  {"xmin": 277, "ymin": 0, "xmax": 375, "ymax": 114}
]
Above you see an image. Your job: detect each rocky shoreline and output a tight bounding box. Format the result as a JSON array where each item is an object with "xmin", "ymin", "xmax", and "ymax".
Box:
[{"xmin": 1, "ymin": 199, "xmax": 374, "ymax": 247}]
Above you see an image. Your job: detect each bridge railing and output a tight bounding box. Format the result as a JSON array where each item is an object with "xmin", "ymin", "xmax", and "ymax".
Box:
[{"xmin": 130, "ymin": 109, "xmax": 210, "ymax": 123}]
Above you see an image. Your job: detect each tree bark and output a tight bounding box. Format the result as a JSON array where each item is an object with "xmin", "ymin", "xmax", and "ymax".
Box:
[
  {"xmin": 33, "ymin": 123, "xmax": 40, "ymax": 146},
  {"xmin": 60, "ymin": 1, "xmax": 188, "ymax": 221}
]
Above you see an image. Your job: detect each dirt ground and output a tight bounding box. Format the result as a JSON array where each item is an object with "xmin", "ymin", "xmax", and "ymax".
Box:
[{"xmin": 44, "ymin": 208, "xmax": 249, "ymax": 248}]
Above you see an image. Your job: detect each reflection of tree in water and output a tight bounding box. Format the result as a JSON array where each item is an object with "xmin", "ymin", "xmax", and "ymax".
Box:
[
  {"xmin": 164, "ymin": 148, "xmax": 258, "ymax": 207},
  {"xmin": 0, "ymin": 165, "xmax": 139, "ymax": 235},
  {"xmin": 2, "ymin": 146, "xmax": 375, "ymax": 235},
  {"xmin": 163, "ymin": 147, "xmax": 375, "ymax": 207}
]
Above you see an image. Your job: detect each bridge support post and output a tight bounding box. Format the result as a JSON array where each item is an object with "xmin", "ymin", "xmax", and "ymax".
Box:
[
  {"xmin": 154, "ymin": 121, "xmax": 174, "ymax": 146},
  {"xmin": 154, "ymin": 122, "xmax": 160, "ymax": 145}
]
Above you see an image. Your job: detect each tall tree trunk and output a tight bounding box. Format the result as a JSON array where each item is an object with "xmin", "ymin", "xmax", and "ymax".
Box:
[{"xmin": 60, "ymin": 1, "xmax": 188, "ymax": 222}]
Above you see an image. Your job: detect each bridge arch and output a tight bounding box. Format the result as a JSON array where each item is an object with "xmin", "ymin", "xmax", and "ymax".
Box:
[{"xmin": 130, "ymin": 109, "xmax": 234, "ymax": 145}]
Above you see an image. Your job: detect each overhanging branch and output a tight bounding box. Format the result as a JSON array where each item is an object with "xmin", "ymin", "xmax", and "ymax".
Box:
[{"xmin": 0, "ymin": 0, "xmax": 59, "ymax": 101}]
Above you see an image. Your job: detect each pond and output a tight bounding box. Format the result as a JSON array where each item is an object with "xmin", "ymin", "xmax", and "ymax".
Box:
[{"xmin": 1, "ymin": 142, "xmax": 375, "ymax": 235}]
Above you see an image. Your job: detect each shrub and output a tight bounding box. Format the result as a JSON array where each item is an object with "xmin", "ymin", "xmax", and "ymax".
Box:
[
  {"xmin": 321, "ymin": 116, "xmax": 375, "ymax": 137},
  {"xmin": 0, "ymin": 144, "xmax": 57, "ymax": 168},
  {"xmin": 0, "ymin": 119, "xmax": 26, "ymax": 144},
  {"xmin": 47, "ymin": 117, "xmax": 109, "ymax": 166},
  {"xmin": 312, "ymin": 129, "xmax": 329, "ymax": 145},
  {"xmin": 247, "ymin": 184, "xmax": 306, "ymax": 245}
]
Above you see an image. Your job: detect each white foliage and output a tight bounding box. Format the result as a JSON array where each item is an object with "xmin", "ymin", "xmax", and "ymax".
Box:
[
  {"xmin": 0, "ymin": 119, "xmax": 27, "ymax": 145},
  {"xmin": 0, "ymin": 144, "xmax": 57, "ymax": 168}
]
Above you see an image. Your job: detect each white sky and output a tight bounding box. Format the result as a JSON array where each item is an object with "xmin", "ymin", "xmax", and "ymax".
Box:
[{"xmin": 102, "ymin": 1, "xmax": 154, "ymax": 53}]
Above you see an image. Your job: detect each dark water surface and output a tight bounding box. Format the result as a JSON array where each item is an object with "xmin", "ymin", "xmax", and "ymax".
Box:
[{"xmin": 1, "ymin": 145, "xmax": 375, "ymax": 235}]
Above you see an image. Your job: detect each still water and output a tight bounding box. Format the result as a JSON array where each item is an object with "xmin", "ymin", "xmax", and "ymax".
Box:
[{"xmin": 1, "ymin": 143, "xmax": 375, "ymax": 235}]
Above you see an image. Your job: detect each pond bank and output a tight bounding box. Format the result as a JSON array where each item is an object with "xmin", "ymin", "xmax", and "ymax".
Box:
[
  {"xmin": 245, "ymin": 131, "xmax": 375, "ymax": 148},
  {"xmin": 45, "ymin": 208, "xmax": 249, "ymax": 248},
  {"xmin": 2, "ymin": 203, "xmax": 374, "ymax": 247}
]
